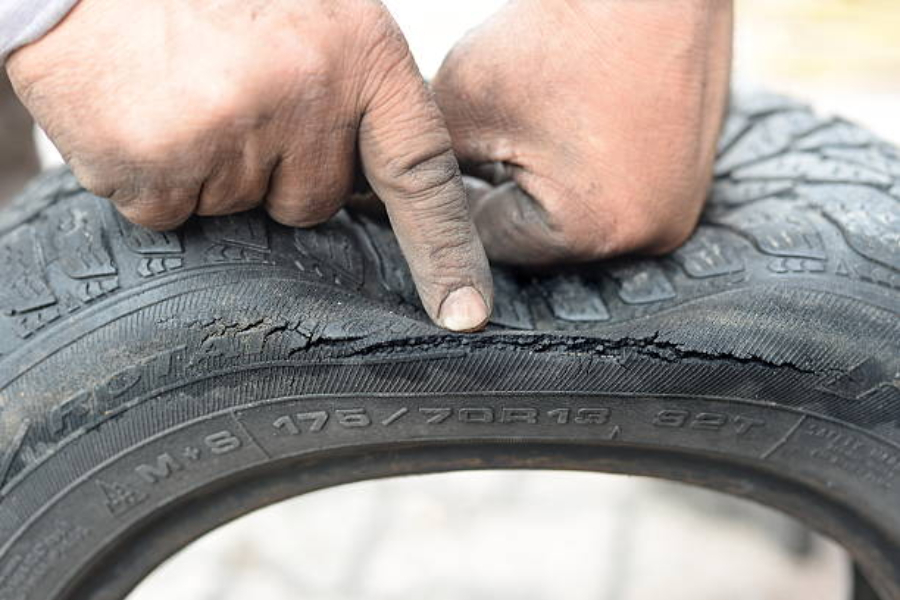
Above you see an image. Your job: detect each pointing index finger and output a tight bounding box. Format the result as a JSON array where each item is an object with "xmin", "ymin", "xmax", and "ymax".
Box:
[{"xmin": 357, "ymin": 40, "xmax": 493, "ymax": 332}]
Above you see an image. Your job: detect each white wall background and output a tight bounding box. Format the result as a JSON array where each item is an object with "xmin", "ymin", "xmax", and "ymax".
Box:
[{"xmin": 385, "ymin": 0, "xmax": 507, "ymax": 78}]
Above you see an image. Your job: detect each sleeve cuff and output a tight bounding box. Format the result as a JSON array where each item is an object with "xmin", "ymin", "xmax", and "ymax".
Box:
[{"xmin": 0, "ymin": 0, "xmax": 80, "ymax": 65}]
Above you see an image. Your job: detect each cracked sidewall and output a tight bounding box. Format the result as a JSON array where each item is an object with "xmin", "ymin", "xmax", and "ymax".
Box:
[{"xmin": 0, "ymin": 275, "xmax": 898, "ymax": 600}]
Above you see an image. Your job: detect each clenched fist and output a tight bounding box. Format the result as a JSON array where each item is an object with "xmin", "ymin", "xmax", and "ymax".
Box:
[
  {"xmin": 5, "ymin": 0, "xmax": 493, "ymax": 332},
  {"xmin": 435, "ymin": 0, "xmax": 733, "ymax": 264}
]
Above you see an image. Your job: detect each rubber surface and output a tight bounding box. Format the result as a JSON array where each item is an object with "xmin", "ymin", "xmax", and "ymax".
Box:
[{"xmin": 0, "ymin": 90, "xmax": 898, "ymax": 599}]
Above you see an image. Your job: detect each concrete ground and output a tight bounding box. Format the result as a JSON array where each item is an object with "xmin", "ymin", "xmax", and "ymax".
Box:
[
  {"xmin": 127, "ymin": 472, "xmax": 852, "ymax": 600},
  {"xmin": 2, "ymin": 1, "xmax": 896, "ymax": 598}
]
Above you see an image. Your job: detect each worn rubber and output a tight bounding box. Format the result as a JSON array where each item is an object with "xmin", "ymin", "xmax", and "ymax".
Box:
[{"xmin": 0, "ymin": 90, "xmax": 898, "ymax": 600}]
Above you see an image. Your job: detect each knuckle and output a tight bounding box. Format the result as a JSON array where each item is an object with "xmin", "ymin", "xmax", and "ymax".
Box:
[
  {"xmin": 267, "ymin": 193, "xmax": 343, "ymax": 228},
  {"xmin": 118, "ymin": 192, "xmax": 194, "ymax": 231},
  {"xmin": 356, "ymin": 8, "xmax": 416, "ymax": 96},
  {"xmin": 192, "ymin": 84, "xmax": 247, "ymax": 126},
  {"xmin": 268, "ymin": 208, "xmax": 331, "ymax": 228},
  {"xmin": 299, "ymin": 203, "xmax": 342, "ymax": 227},
  {"xmin": 382, "ymin": 146, "xmax": 463, "ymax": 203},
  {"xmin": 358, "ymin": 3, "xmax": 407, "ymax": 60},
  {"xmin": 286, "ymin": 44, "xmax": 335, "ymax": 97},
  {"xmin": 109, "ymin": 118, "xmax": 179, "ymax": 165},
  {"xmin": 196, "ymin": 195, "xmax": 255, "ymax": 217},
  {"xmin": 120, "ymin": 205, "xmax": 188, "ymax": 232},
  {"xmin": 71, "ymin": 165, "xmax": 113, "ymax": 199},
  {"xmin": 423, "ymin": 226, "xmax": 481, "ymax": 271},
  {"xmin": 198, "ymin": 175, "xmax": 267, "ymax": 216}
]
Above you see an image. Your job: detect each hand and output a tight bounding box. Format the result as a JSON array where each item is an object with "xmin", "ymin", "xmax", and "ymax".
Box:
[
  {"xmin": 5, "ymin": 0, "xmax": 493, "ymax": 332},
  {"xmin": 434, "ymin": 0, "xmax": 733, "ymax": 264}
]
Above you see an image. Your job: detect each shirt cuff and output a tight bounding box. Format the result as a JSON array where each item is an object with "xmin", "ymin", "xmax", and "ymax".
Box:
[{"xmin": 0, "ymin": 0, "xmax": 80, "ymax": 65}]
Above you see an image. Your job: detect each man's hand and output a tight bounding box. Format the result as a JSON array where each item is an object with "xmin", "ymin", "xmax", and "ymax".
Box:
[
  {"xmin": 5, "ymin": 0, "xmax": 492, "ymax": 331},
  {"xmin": 434, "ymin": 0, "xmax": 733, "ymax": 264}
]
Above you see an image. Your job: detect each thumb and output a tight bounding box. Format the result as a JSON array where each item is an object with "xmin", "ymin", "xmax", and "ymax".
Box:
[{"xmin": 470, "ymin": 179, "xmax": 579, "ymax": 266}]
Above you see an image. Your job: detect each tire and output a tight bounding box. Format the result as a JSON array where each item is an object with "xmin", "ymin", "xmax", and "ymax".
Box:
[{"xmin": 0, "ymin": 89, "xmax": 898, "ymax": 600}]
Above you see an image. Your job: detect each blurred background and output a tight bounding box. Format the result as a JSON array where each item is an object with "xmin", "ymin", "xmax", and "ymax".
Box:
[{"xmin": 2, "ymin": 0, "xmax": 898, "ymax": 599}]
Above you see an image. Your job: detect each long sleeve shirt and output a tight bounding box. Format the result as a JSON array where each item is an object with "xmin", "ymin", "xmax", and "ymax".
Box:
[{"xmin": 0, "ymin": 0, "xmax": 78, "ymax": 64}]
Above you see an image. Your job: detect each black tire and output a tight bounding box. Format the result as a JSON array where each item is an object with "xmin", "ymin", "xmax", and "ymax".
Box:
[{"xmin": 0, "ymin": 90, "xmax": 898, "ymax": 600}]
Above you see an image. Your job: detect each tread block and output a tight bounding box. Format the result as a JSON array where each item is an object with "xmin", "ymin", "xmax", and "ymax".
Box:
[
  {"xmin": 710, "ymin": 180, "xmax": 795, "ymax": 207},
  {"xmin": 0, "ymin": 169, "xmax": 80, "ymax": 236},
  {"xmin": 673, "ymin": 228, "xmax": 746, "ymax": 278},
  {"xmin": 490, "ymin": 271, "xmax": 534, "ymax": 329},
  {"xmin": 541, "ymin": 275, "xmax": 610, "ymax": 322},
  {"xmin": 118, "ymin": 213, "xmax": 183, "ymax": 255},
  {"xmin": 0, "ymin": 226, "xmax": 56, "ymax": 315},
  {"xmin": 818, "ymin": 357, "xmax": 895, "ymax": 400},
  {"xmin": 48, "ymin": 201, "xmax": 118, "ymax": 280},
  {"xmin": 820, "ymin": 147, "xmax": 900, "ymax": 179},
  {"xmin": 718, "ymin": 206, "xmax": 826, "ymax": 260},
  {"xmin": 359, "ymin": 217, "xmax": 418, "ymax": 304},
  {"xmin": 801, "ymin": 185, "xmax": 900, "ymax": 271},
  {"xmin": 834, "ymin": 257, "xmax": 900, "ymax": 290},
  {"xmin": 293, "ymin": 213, "xmax": 365, "ymax": 288},
  {"xmin": 717, "ymin": 113, "xmax": 751, "ymax": 156},
  {"xmin": 732, "ymin": 152, "xmax": 894, "ymax": 186},
  {"xmin": 201, "ymin": 212, "xmax": 270, "ymax": 263},
  {"xmin": 137, "ymin": 258, "xmax": 183, "ymax": 278},
  {"xmin": 607, "ymin": 262, "xmax": 676, "ymax": 305},
  {"xmin": 203, "ymin": 244, "xmax": 269, "ymax": 264},
  {"xmin": 716, "ymin": 110, "xmax": 820, "ymax": 175},
  {"xmin": 72, "ymin": 278, "xmax": 119, "ymax": 303},
  {"xmin": 10, "ymin": 307, "xmax": 61, "ymax": 338},
  {"xmin": 794, "ymin": 120, "xmax": 884, "ymax": 151}
]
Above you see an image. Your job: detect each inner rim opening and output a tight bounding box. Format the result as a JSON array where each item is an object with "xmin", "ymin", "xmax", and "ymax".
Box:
[
  {"xmin": 129, "ymin": 470, "xmax": 854, "ymax": 600},
  {"xmin": 61, "ymin": 442, "xmax": 895, "ymax": 600}
]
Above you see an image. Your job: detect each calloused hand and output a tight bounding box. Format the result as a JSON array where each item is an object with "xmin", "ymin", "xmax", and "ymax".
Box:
[
  {"xmin": 434, "ymin": 0, "xmax": 733, "ymax": 265},
  {"xmin": 6, "ymin": 0, "xmax": 493, "ymax": 332}
]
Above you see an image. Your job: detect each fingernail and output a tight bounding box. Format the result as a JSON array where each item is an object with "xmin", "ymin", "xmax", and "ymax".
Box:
[{"xmin": 439, "ymin": 286, "xmax": 489, "ymax": 332}]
